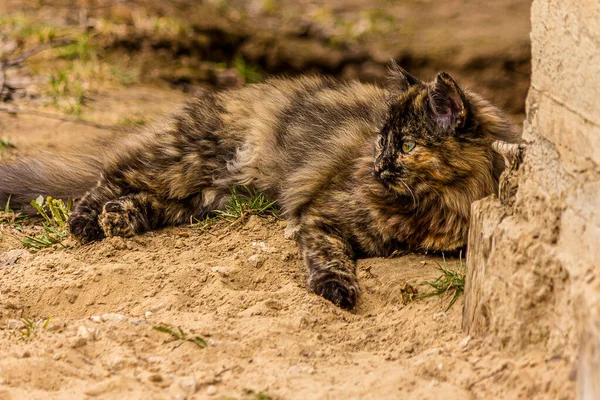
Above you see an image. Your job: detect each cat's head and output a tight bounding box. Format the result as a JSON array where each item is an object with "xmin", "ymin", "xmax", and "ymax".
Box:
[{"xmin": 373, "ymin": 62, "xmax": 520, "ymax": 203}]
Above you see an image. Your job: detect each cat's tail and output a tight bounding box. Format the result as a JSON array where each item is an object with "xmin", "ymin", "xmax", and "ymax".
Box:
[{"xmin": 0, "ymin": 153, "xmax": 105, "ymax": 215}]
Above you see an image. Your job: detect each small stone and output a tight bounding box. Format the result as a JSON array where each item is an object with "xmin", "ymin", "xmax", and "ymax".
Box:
[
  {"xmin": 206, "ymin": 385, "xmax": 217, "ymax": 396},
  {"xmin": 178, "ymin": 376, "xmax": 199, "ymax": 394},
  {"xmin": 432, "ymin": 311, "xmax": 447, "ymax": 321},
  {"xmin": 77, "ymin": 325, "xmax": 91, "ymax": 339},
  {"xmin": 110, "ymin": 238, "xmax": 127, "ymax": 250},
  {"xmin": 584, "ymin": 271, "xmax": 595, "ymax": 283},
  {"xmin": 7, "ymin": 319, "xmax": 25, "ymax": 330},
  {"xmin": 211, "ymin": 266, "xmax": 230, "ymax": 275},
  {"xmin": 147, "ymin": 356, "xmax": 165, "ymax": 364},
  {"xmin": 129, "ymin": 319, "xmax": 144, "ymax": 325},
  {"xmin": 70, "ymin": 337, "xmax": 87, "ymax": 349},
  {"xmin": 108, "ymin": 355, "xmax": 126, "ymax": 371},
  {"xmin": 90, "ymin": 315, "xmax": 102, "ymax": 323},
  {"xmin": 423, "ymin": 347, "xmax": 442, "ymax": 356},
  {"xmin": 248, "ymin": 254, "xmax": 265, "ymax": 267},
  {"xmin": 459, "ymin": 335, "xmax": 471, "ymax": 349},
  {"xmin": 101, "ymin": 313, "xmax": 127, "ymax": 323},
  {"xmin": 144, "ymin": 311, "xmax": 153, "ymax": 318},
  {"xmin": 284, "ymin": 223, "xmax": 300, "ymax": 240},
  {"xmin": 251, "ymin": 241, "xmax": 277, "ymax": 253},
  {"xmin": 0, "ymin": 249, "xmax": 32, "ymax": 268}
]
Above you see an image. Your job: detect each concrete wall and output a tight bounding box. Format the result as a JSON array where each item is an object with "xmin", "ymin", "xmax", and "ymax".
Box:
[{"xmin": 462, "ymin": 1, "xmax": 600, "ymax": 398}]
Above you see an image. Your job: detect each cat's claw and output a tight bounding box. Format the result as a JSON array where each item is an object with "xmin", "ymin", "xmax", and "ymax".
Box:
[{"xmin": 309, "ymin": 274, "xmax": 360, "ymax": 310}]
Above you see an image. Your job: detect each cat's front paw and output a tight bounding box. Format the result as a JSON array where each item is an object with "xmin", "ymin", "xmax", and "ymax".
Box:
[
  {"xmin": 68, "ymin": 211, "xmax": 105, "ymax": 243},
  {"xmin": 309, "ymin": 272, "xmax": 360, "ymax": 310}
]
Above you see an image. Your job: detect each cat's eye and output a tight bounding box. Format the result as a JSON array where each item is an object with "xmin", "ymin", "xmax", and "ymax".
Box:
[
  {"xmin": 376, "ymin": 136, "xmax": 384, "ymax": 148},
  {"xmin": 401, "ymin": 141, "xmax": 416, "ymax": 154}
]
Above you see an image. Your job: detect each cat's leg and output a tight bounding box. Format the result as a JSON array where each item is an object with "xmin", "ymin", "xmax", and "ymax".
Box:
[
  {"xmin": 98, "ymin": 192, "xmax": 197, "ymax": 238},
  {"xmin": 296, "ymin": 221, "xmax": 360, "ymax": 309}
]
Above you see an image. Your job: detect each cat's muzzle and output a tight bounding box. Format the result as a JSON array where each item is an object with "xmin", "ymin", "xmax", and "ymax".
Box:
[{"xmin": 373, "ymin": 166, "xmax": 394, "ymax": 185}]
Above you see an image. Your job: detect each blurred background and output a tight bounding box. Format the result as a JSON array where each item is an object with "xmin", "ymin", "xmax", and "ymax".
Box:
[{"xmin": 0, "ymin": 0, "xmax": 531, "ymax": 144}]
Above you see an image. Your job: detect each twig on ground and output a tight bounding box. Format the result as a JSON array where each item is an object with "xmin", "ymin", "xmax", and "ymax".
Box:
[
  {"xmin": 467, "ymin": 363, "xmax": 509, "ymax": 389},
  {"xmin": 0, "ymin": 105, "xmax": 120, "ymax": 131},
  {"xmin": 1, "ymin": 38, "xmax": 74, "ymax": 69}
]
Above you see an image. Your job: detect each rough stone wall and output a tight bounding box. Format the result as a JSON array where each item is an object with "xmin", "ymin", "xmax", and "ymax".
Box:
[{"xmin": 462, "ymin": 1, "xmax": 600, "ymax": 398}]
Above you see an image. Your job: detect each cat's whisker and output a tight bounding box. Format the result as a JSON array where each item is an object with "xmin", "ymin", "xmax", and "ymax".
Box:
[{"xmin": 399, "ymin": 179, "xmax": 418, "ymax": 209}]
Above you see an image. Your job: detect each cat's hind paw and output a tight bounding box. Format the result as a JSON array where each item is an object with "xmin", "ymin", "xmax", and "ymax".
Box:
[
  {"xmin": 68, "ymin": 212, "xmax": 105, "ymax": 243},
  {"xmin": 98, "ymin": 199, "xmax": 147, "ymax": 238},
  {"xmin": 98, "ymin": 197, "xmax": 150, "ymax": 237}
]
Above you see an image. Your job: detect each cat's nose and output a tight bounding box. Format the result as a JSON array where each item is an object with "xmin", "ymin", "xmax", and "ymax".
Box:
[{"xmin": 374, "ymin": 166, "xmax": 380, "ymax": 173}]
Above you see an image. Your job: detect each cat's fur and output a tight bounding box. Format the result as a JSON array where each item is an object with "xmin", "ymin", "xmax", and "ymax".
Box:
[{"xmin": 0, "ymin": 64, "xmax": 519, "ymax": 309}]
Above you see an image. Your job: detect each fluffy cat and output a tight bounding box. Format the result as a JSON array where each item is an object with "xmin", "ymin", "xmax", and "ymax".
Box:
[{"xmin": 0, "ymin": 63, "xmax": 519, "ymax": 309}]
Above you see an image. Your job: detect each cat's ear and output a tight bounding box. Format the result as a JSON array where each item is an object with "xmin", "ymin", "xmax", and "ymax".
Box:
[
  {"xmin": 386, "ymin": 60, "xmax": 421, "ymax": 93},
  {"xmin": 428, "ymin": 72, "xmax": 467, "ymax": 131}
]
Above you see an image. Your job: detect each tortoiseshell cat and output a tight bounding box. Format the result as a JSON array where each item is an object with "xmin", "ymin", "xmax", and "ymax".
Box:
[{"xmin": 0, "ymin": 63, "xmax": 519, "ymax": 309}]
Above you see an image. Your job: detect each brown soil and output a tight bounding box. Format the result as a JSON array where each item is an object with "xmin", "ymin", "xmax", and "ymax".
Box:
[{"xmin": 0, "ymin": 1, "xmax": 575, "ymax": 399}]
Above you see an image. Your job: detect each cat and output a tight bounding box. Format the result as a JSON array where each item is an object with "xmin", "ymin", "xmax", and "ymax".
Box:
[{"xmin": 0, "ymin": 62, "xmax": 519, "ymax": 309}]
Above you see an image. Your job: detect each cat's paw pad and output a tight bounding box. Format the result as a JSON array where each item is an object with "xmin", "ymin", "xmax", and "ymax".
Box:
[
  {"xmin": 309, "ymin": 273, "xmax": 359, "ymax": 310},
  {"xmin": 68, "ymin": 212, "xmax": 105, "ymax": 243},
  {"xmin": 98, "ymin": 200, "xmax": 139, "ymax": 238}
]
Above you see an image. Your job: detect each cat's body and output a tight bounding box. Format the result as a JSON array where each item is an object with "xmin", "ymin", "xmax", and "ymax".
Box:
[{"xmin": 0, "ymin": 64, "xmax": 519, "ymax": 309}]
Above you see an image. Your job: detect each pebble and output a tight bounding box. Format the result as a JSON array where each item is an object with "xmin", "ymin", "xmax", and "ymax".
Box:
[
  {"xmin": 248, "ymin": 254, "xmax": 265, "ymax": 267},
  {"xmin": 284, "ymin": 224, "xmax": 299, "ymax": 240},
  {"xmin": 459, "ymin": 335, "xmax": 471, "ymax": 349},
  {"xmin": 147, "ymin": 356, "xmax": 165, "ymax": 364},
  {"xmin": 70, "ymin": 337, "xmax": 87, "ymax": 349},
  {"xmin": 7, "ymin": 319, "xmax": 25, "ymax": 330},
  {"xmin": 0, "ymin": 249, "xmax": 32, "ymax": 268},
  {"xmin": 432, "ymin": 311, "xmax": 447, "ymax": 321},
  {"xmin": 101, "ymin": 313, "xmax": 127, "ymax": 323},
  {"xmin": 211, "ymin": 266, "xmax": 230, "ymax": 275},
  {"xmin": 144, "ymin": 311, "xmax": 153, "ymax": 318},
  {"xmin": 77, "ymin": 325, "xmax": 94, "ymax": 340},
  {"xmin": 90, "ymin": 315, "xmax": 102, "ymax": 323},
  {"xmin": 251, "ymin": 241, "xmax": 277, "ymax": 253},
  {"xmin": 206, "ymin": 385, "xmax": 217, "ymax": 396},
  {"xmin": 423, "ymin": 347, "xmax": 442, "ymax": 356},
  {"xmin": 177, "ymin": 376, "xmax": 199, "ymax": 394}
]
